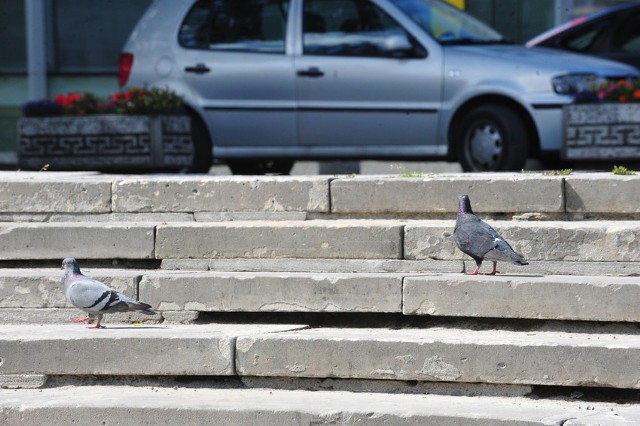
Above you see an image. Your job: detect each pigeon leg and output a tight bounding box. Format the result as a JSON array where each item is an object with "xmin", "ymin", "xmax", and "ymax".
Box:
[
  {"xmin": 465, "ymin": 265, "xmax": 482, "ymax": 275},
  {"xmin": 71, "ymin": 316, "xmax": 89, "ymax": 323},
  {"xmin": 87, "ymin": 315, "xmax": 105, "ymax": 329},
  {"xmin": 484, "ymin": 261, "xmax": 499, "ymax": 275}
]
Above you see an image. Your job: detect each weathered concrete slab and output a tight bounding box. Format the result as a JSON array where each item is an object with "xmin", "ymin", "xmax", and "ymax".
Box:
[
  {"xmin": 0, "ymin": 374, "xmax": 47, "ymax": 389},
  {"xmin": 0, "ymin": 223, "xmax": 155, "ymax": 259},
  {"xmin": 462, "ymin": 260, "xmax": 640, "ymax": 276},
  {"xmin": 194, "ymin": 211, "xmax": 307, "ymax": 221},
  {"xmin": 565, "ymin": 174, "xmax": 640, "ymax": 213},
  {"xmin": 0, "ymin": 268, "xmax": 140, "ymax": 308},
  {"xmin": 0, "ymin": 308, "xmax": 162, "ymax": 325},
  {"xmin": 112, "ymin": 176, "xmax": 330, "ymax": 213},
  {"xmin": 163, "ymin": 258, "xmax": 464, "ymax": 273},
  {"xmin": 403, "ymin": 274, "xmax": 640, "ymax": 322},
  {"xmin": 0, "ymin": 213, "xmax": 193, "ymax": 222},
  {"xmin": 404, "ymin": 220, "xmax": 640, "ymax": 262},
  {"xmin": 0, "ymin": 173, "xmax": 112, "ymax": 213},
  {"xmin": 241, "ymin": 376, "xmax": 533, "ymax": 397},
  {"xmin": 162, "ymin": 258, "xmax": 640, "ymax": 276},
  {"xmin": 236, "ymin": 327, "xmax": 640, "ymax": 388},
  {"xmin": 139, "ymin": 272, "xmax": 402, "ymax": 313},
  {"xmin": 0, "ymin": 324, "xmax": 306, "ymax": 376},
  {"xmin": 2, "ymin": 387, "xmax": 639, "ymax": 425},
  {"xmin": 47, "ymin": 213, "xmax": 194, "ymax": 222},
  {"xmin": 155, "ymin": 221, "xmax": 403, "ymax": 259},
  {"xmin": 331, "ymin": 174, "xmax": 564, "ymax": 214}
]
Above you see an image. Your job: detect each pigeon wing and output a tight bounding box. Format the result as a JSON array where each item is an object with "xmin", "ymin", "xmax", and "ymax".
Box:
[
  {"xmin": 454, "ymin": 216, "xmax": 501, "ymax": 259},
  {"xmin": 66, "ymin": 276, "xmax": 150, "ymax": 314},
  {"xmin": 483, "ymin": 236, "xmax": 528, "ymax": 265}
]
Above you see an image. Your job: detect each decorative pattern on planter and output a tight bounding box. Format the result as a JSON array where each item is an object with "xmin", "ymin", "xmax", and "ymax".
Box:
[
  {"xmin": 564, "ymin": 104, "xmax": 640, "ymax": 160},
  {"xmin": 18, "ymin": 115, "xmax": 193, "ymax": 171}
]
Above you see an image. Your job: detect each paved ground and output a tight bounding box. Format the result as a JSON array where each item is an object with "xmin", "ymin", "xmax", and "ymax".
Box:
[{"xmin": 210, "ymin": 159, "xmax": 546, "ymax": 175}]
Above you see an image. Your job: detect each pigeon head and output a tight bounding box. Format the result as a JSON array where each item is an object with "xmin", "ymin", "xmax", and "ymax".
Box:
[
  {"xmin": 458, "ymin": 194, "xmax": 474, "ymax": 215},
  {"xmin": 61, "ymin": 257, "xmax": 81, "ymax": 274}
]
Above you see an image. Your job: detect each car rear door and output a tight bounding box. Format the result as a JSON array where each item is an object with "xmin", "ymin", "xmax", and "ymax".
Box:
[
  {"xmin": 177, "ymin": 0, "xmax": 296, "ymax": 153},
  {"xmin": 294, "ymin": 0, "xmax": 443, "ymax": 156}
]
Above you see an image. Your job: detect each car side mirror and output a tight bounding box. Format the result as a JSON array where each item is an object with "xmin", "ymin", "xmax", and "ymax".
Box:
[{"xmin": 385, "ymin": 33, "xmax": 426, "ymax": 58}]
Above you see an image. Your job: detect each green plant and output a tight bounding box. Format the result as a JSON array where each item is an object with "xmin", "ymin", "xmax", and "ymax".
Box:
[
  {"xmin": 612, "ymin": 165, "xmax": 636, "ymax": 175},
  {"xmin": 543, "ymin": 169, "xmax": 573, "ymax": 176},
  {"xmin": 400, "ymin": 172, "xmax": 423, "ymax": 178}
]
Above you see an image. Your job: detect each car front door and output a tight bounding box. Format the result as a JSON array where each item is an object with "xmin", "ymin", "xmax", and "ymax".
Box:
[
  {"xmin": 294, "ymin": 0, "xmax": 443, "ymax": 156},
  {"xmin": 177, "ymin": 0, "xmax": 296, "ymax": 154}
]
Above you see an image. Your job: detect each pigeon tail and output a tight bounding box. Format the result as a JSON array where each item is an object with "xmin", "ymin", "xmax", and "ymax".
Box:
[{"xmin": 130, "ymin": 301, "xmax": 156, "ymax": 315}]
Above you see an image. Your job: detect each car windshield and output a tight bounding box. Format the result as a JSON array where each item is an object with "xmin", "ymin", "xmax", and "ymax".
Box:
[{"xmin": 389, "ymin": 0, "xmax": 508, "ymax": 44}]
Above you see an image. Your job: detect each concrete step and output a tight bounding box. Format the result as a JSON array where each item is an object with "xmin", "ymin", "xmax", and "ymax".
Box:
[
  {"xmin": 0, "ymin": 218, "xmax": 639, "ymax": 264},
  {"xmin": 0, "ymin": 324, "xmax": 306, "ymax": 376},
  {"xmin": 2, "ymin": 269, "xmax": 640, "ymax": 323},
  {"xmin": 164, "ymin": 257, "xmax": 640, "ymax": 277},
  {"xmin": 236, "ymin": 326, "xmax": 640, "ymax": 389},
  {"xmin": 1, "ymin": 171, "xmax": 639, "ymax": 218},
  {"xmin": 156, "ymin": 219, "xmax": 640, "ymax": 262},
  {"xmin": 2, "ymin": 324, "xmax": 639, "ymax": 390},
  {"xmin": 2, "ymin": 386, "xmax": 639, "ymax": 425}
]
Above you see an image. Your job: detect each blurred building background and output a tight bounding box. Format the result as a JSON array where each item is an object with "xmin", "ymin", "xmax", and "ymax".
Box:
[{"xmin": 0, "ymin": 0, "xmax": 632, "ymax": 164}]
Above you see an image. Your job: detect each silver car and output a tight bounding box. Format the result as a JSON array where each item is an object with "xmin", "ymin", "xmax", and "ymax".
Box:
[{"xmin": 120, "ymin": 0, "xmax": 638, "ymax": 173}]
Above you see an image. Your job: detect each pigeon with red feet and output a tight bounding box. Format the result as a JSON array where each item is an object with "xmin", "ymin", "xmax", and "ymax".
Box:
[
  {"xmin": 453, "ymin": 194, "xmax": 528, "ymax": 275},
  {"xmin": 62, "ymin": 257, "xmax": 156, "ymax": 328}
]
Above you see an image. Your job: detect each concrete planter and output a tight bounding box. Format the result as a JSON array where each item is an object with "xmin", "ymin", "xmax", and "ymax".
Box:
[
  {"xmin": 17, "ymin": 115, "xmax": 193, "ymax": 171},
  {"xmin": 563, "ymin": 103, "xmax": 640, "ymax": 161}
]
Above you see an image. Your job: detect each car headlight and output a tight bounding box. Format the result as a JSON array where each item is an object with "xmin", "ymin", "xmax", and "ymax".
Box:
[{"xmin": 552, "ymin": 74, "xmax": 601, "ymax": 95}]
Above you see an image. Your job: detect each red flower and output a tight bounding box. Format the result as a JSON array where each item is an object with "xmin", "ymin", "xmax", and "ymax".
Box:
[{"xmin": 633, "ymin": 89, "xmax": 640, "ymax": 99}]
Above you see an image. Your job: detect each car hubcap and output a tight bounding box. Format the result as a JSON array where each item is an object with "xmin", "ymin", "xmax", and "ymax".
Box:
[{"xmin": 468, "ymin": 123, "xmax": 503, "ymax": 170}]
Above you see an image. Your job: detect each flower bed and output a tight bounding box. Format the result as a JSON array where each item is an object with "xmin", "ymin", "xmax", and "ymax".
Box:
[
  {"xmin": 18, "ymin": 88, "xmax": 193, "ymax": 171},
  {"xmin": 564, "ymin": 79, "xmax": 640, "ymax": 161}
]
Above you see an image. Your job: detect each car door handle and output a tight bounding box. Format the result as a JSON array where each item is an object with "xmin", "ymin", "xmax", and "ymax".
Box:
[
  {"xmin": 185, "ymin": 63, "xmax": 210, "ymax": 74},
  {"xmin": 297, "ymin": 67, "xmax": 324, "ymax": 78}
]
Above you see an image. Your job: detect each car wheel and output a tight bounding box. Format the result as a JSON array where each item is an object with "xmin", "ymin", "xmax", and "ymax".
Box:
[
  {"xmin": 456, "ymin": 105, "xmax": 529, "ymax": 172},
  {"xmin": 187, "ymin": 113, "xmax": 213, "ymax": 173},
  {"xmin": 227, "ymin": 160, "xmax": 294, "ymax": 175}
]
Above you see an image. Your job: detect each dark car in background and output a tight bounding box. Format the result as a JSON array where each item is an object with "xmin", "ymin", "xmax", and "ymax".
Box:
[{"xmin": 526, "ymin": 3, "xmax": 640, "ymax": 70}]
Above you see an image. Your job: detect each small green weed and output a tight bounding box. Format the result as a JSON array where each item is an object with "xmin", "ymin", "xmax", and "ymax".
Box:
[
  {"xmin": 543, "ymin": 169, "xmax": 573, "ymax": 176},
  {"xmin": 612, "ymin": 165, "xmax": 636, "ymax": 175}
]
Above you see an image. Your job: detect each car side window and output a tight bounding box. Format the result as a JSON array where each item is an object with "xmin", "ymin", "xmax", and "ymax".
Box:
[
  {"xmin": 178, "ymin": 0, "xmax": 290, "ymax": 53},
  {"xmin": 560, "ymin": 21, "xmax": 608, "ymax": 52},
  {"xmin": 302, "ymin": 0, "xmax": 424, "ymax": 58},
  {"xmin": 612, "ymin": 13, "xmax": 640, "ymax": 53}
]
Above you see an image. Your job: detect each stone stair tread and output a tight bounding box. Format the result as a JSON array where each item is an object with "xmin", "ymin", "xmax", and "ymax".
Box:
[
  {"xmin": 2, "ymin": 268, "xmax": 640, "ymax": 322},
  {"xmin": 0, "ymin": 324, "xmax": 307, "ymax": 376},
  {"xmin": 2, "ymin": 324, "xmax": 638, "ymax": 390},
  {"xmin": 1, "ymin": 386, "xmax": 639, "ymax": 425},
  {"xmin": 236, "ymin": 326, "xmax": 640, "ymax": 389},
  {"xmin": 165, "ymin": 257, "xmax": 640, "ymax": 277},
  {"xmin": 0, "ymin": 219, "xmax": 639, "ymax": 263}
]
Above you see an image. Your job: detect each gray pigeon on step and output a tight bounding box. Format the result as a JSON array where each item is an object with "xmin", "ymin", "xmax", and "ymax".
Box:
[
  {"xmin": 61, "ymin": 257, "xmax": 155, "ymax": 328},
  {"xmin": 453, "ymin": 194, "xmax": 528, "ymax": 275}
]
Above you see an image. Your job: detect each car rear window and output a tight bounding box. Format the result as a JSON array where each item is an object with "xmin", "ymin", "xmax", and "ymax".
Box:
[{"xmin": 179, "ymin": 0, "xmax": 290, "ymax": 53}]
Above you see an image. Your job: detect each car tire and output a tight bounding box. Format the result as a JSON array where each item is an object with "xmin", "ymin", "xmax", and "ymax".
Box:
[
  {"xmin": 456, "ymin": 105, "xmax": 529, "ymax": 172},
  {"xmin": 227, "ymin": 160, "xmax": 294, "ymax": 175},
  {"xmin": 187, "ymin": 113, "xmax": 213, "ymax": 173}
]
